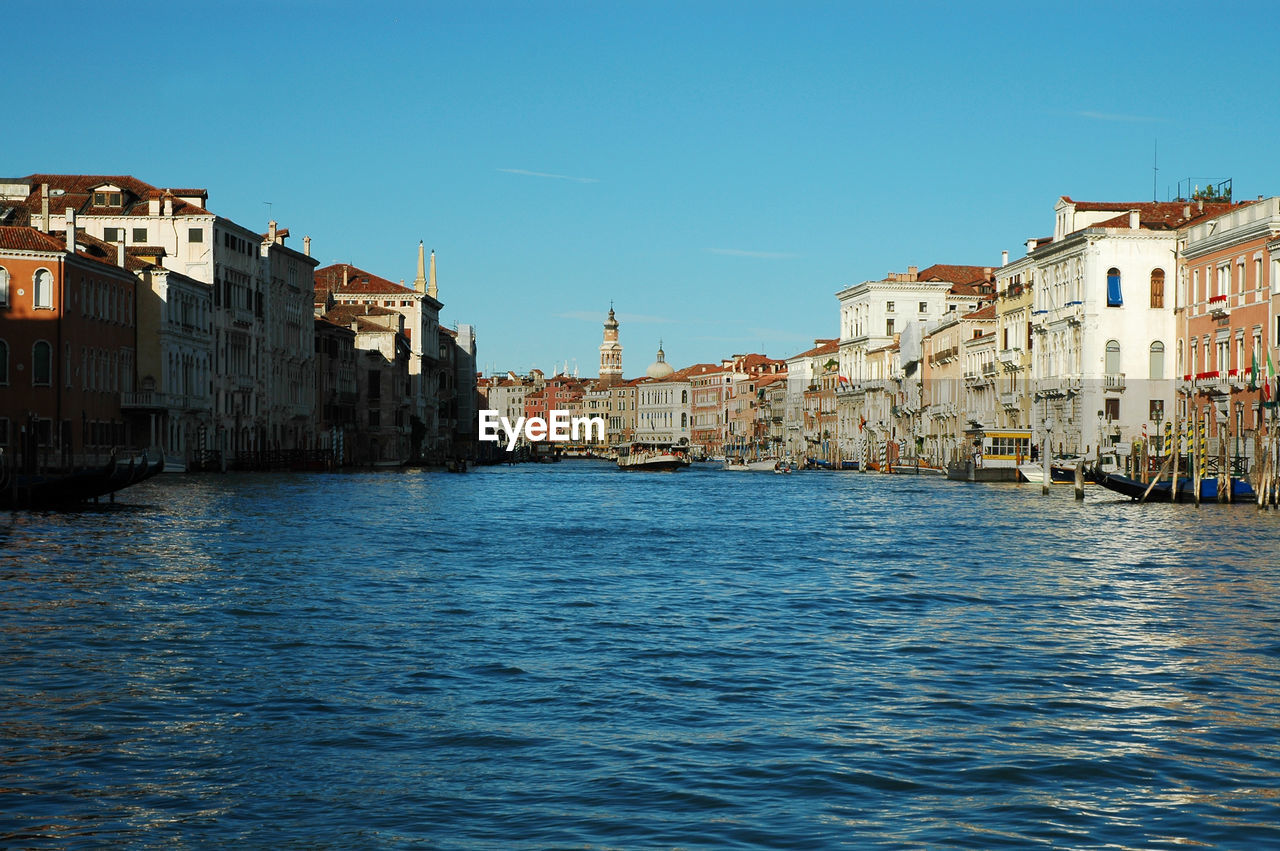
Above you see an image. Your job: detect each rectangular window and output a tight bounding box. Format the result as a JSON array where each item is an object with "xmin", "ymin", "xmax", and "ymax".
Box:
[
  {"xmin": 189, "ymin": 228, "xmax": 204, "ymax": 243},
  {"xmin": 0, "ymin": 268, "xmax": 8, "ymax": 306},
  {"xmin": 103, "ymin": 227, "xmax": 121, "ymax": 243},
  {"xmin": 918, "ymin": 301, "xmax": 928, "ymax": 313},
  {"xmin": 93, "ymin": 192, "xmax": 106, "ymax": 206},
  {"xmin": 132, "ymin": 228, "xmax": 147, "ymax": 243},
  {"xmin": 368, "ymin": 369, "xmax": 381, "ymax": 400},
  {"xmin": 886, "ymin": 318, "xmax": 895, "ymax": 336},
  {"xmin": 1104, "ymin": 397, "xmax": 1120, "ymax": 422},
  {"xmin": 109, "ymin": 192, "xmax": 121, "ymax": 206},
  {"xmin": 886, "ymin": 301, "xmax": 895, "ymax": 313}
]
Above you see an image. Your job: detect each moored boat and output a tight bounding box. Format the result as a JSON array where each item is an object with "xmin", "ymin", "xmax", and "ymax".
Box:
[
  {"xmin": 0, "ymin": 451, "xmax": 165, "ymax": 510},
  {"xmin": 1091, "ymin": 469, "xmax": 1255, "ymax": 502},
  {"xmin": 617, "ymin": 442, "xmax": 692, "ymax": 472},
  {"xmin": 724, "ymin": 457, "xmax": 779, "ymax": 472}
]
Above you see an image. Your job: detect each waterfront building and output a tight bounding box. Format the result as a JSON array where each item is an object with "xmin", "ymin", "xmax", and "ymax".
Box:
[
  {"xmin": 122, "ymin": 242, "xmax": 212, "ymax": 465},
  {"xmin": 861, "ymin": 342, "xmax": 900, "ymax": 466},
  {"xmin": 313, "ymin": 313, "xmax": 358, "ymax": 465},
  {"xmin": 783, "ymin": 339, "xmax": 839, "ymax": 462},
  {"xmin": 1178, "ymin": 197, "xmax": 1280, "ymax": 466},
  {"xmin": 438, "ymin": 324, "xmax": 478, "ymax": 459},
  {"xmin": 836, "ymin": 264, "xmax": 991, "ymax": 461},
  {"xmin": 922, "ymin": 311, "xmax": 965, "ymax": 463},
  {"xmin": 635, "ymin": 358, "xmax": 703, "ymax": 447},
  {"xmin": 690, "ymin": 364, "xmax": 730, "ymax": 456},
  {"xmin": 756, "ymin": 372, "xmax": 789, "ymax": 453},
  {"xmin": 608, "ymin": 379, "xmax": 641, "ymax": 446},
  {"xmin": 315, "ymin": 253, "xmax": 444, "ymax": 460},
  {"xmin": 993, "ymin": 246, "xmax": 1040, "ymax": 431},
  {"xmin": 321, "ymin": 304, "xmax": 411, "ymax": 465},
  {"xmin": 961, "ymin": 304, "xmax": 998, "ymax": 434},
  {"xmin": 524, "ymin": 375, "xmax": 586, "ymax": 426},
  {"xmin": 11, "ymin": 175, "xmax": 318, "ymax": 464},
  {"xmin": 1028, "ymin": 197, "xmax": 1237, "ymax": 455},
  {"xmin": 723, "ymin": 353, "xmax": 786, "ymax": 457},
  {"xmin": 0, "ymin": 217, "xmax": 137, "ymax": 466}
]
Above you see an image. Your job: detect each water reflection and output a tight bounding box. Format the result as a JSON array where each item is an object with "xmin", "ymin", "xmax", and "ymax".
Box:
[{"xmin": 2, "ymin": 464, "xmax": 1280, "ymax": 846}]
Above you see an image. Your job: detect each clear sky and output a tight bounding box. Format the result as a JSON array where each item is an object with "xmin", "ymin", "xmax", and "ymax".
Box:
[{"xmin": 9, "ymin": 1, "xmax": 1280, "ymax": 375}]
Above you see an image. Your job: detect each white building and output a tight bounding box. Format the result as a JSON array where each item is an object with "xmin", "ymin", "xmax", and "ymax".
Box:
[{"xmin": 1026, "ymin": 197, "xmax": 1226, "ymax": 454}]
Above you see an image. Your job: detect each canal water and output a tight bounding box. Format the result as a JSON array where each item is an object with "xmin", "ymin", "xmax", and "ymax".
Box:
[{"xmin": 3, "ymin": 461, "xmax": 1280, "ymax": 848}]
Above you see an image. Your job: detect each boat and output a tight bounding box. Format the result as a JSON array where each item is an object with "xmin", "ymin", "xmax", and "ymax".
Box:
[
  {"xmin": 616, "ymin": 442, "xmax": 692, "ymax": 472},
  {"xmin": 773, "ymin": 459, "xmax": 795, "ymax": 474},
  {"xmin": 1091, "ymin": 469, "xmax": 1255, "ymax": 502},
  {"xmin": 946, "ymin": 429, "xmax": 1033, "ymax": 482},
  {"xmin": 724, "ymin": 457, "xmax": 780, "ymax": 472},
  {"xmin": 1017, "ymin": 453, "xmax": 1121, "ymax": 484},
  {"xmin": 0, "ymin": 451, "xmax": 165, "ymax": 510},
  {"xmin": 889, "ymin": 459, "xmax": 945, "ymax": 476}
]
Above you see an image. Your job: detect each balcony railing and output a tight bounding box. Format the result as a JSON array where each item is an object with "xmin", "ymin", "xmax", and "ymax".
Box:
[
  {"xmin": 931, "ymin": 345, "xmax": 959, "ymax": 364},
  {"xmin": 1208, "ymin": 295, "xmax": 1229, "ymax": 319},
  {"xmin": 982, "ymin": 361, "xmax": 998, "ymax": 376},
  {"xmin": 121, "ymin": 391, "xmax": 212, "ymax": 412},
  {"xmin": 1104, "ymin": 373, "xmax": 1125, "ymax": 392},
  {"xmin": 997, "ymin": 347, "xmax": 1022, "ymax": 368},
  {"xmin": 999, "ymin": 392, "xmax": 1020, "ymax": 409}
]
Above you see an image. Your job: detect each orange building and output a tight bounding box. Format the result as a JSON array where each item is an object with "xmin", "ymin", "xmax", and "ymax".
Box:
[
  {"xmin": 1, "ymin": 217, "xmax": 137, "ymax": 468},
  {"xmin": 1179, "ymin": 197, "xmax": 1280, "ymax": 467}
]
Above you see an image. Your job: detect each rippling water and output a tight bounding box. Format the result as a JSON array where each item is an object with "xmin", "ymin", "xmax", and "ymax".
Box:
[{"xmin": 4, "ymin": 461, "xmax": 1280, "ymax": 848}]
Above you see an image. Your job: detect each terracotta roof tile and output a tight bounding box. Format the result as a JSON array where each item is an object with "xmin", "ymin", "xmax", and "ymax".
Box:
[
  {"xmin": 315, "ymin": 263, "xmax": 415, "ymax": 296},
  {"xmin": 0, "ymin": 225, "xmax": 64, "ymax": 252},
  {"xmin": 916, "ymin": 264, "xmax": 993, "ymax": 285}
]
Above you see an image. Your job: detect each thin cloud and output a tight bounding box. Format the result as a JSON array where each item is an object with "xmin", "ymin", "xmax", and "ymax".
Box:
[
  {"xmin": 498, "ymin": 168, "xmax": 599, "ymax": 184},
  {"xmin": 708, "ymin": 247, "xmax": 799, "ymax": 259},
  {"xmin": 1076, "ymin": 110, "xmax": 1167, "ymax": 123}
]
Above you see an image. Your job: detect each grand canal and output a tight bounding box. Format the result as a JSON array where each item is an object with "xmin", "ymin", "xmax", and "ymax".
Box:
[{"xmin": 3, "ymin": 461, "xmax": 1280, "ymax": 848}]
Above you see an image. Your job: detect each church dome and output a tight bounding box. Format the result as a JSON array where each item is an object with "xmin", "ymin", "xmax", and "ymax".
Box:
[{"xmin": 646, "ymin": 342, "xmax": 675, "ymax": 379}]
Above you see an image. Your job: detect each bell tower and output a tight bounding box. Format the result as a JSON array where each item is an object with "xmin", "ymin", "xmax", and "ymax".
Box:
[{"xmin": 599, "ymin": 304, "xmax": 622, "ymax": 386}]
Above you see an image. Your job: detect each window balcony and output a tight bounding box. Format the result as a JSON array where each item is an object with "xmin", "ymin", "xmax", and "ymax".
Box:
[
  {"xmin": 1208, "ymin": 295, "xmax": 1229, "ymax": 319},
  {"xmin": 982, "ymin": 361, "xmax": 999, "ymax": 376},
  {"xmin": 931, "ymin": 345, "xmax": 959, "ymax": 364},
  {"xmin": 1104, "ymin": 373, "xmax": 1126, "ymax": 392},
  {"xmin": 997, "ymin": 347, "xmax": 1022, "ymax": 368},
  {"xmin": 999, "ymin": 392, "xmax": 1020, "ymax": 409}
]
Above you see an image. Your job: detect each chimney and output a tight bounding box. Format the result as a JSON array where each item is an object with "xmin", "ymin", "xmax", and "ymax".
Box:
[
  {"xmin": 1197, "ymin": 199, "xmax": 1204, "ymax": 213},
  {"xmin": 1183, "ymin": 204, "xmax": 1191, "ymax": 219},
  {"xmin": 149, "ymin": 194, "xmax": 161, "ymax": 216},
  {"xmin": 41, "ymin": 183, "xmax": 50, "ymax": 232},
  {"xmin": 907, "ymin": 265, "xmax": 918, "ymax": 281},
  {"xmin": 1001, "ymin": 250, "xmax": 1009, "ymax": 267},
  {"xmin": 303, "ymin": 235, "xmax": 311, "ymax": 257},
  {"xmin": 1026, "ymin": 238, "xmax": 1037, "ymax": 255},
  {"xmin": 268, "ymin": 220, "xmax": 277, "ymax": 242},
  {"xmin": 163, "ymin": 196, "xmax": 173, "ymax": 217},
  {"xmin": 65, "ymin": 208, "xmax": 77, "ymax": 255},
  {"xmin": 1128, "ymin": 210, "xmax": 1140, "ymax": 229},
  {"xmin": 116, "ymin": 234, "xmax": 125, "ymax": 268},
  {"xmin": 983, "ymin": 267, "xmax": 993, "ymax": 279}
]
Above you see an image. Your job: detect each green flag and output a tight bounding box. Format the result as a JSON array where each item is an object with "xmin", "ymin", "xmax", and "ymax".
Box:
[{"xmin": 1250, "ymin": 351, "xmax": 1260, "ymax": 391}]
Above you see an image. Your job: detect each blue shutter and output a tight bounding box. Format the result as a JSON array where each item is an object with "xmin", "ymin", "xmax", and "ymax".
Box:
[{"xmin": 1107, "ymin": 272, "xmax": 1123, "ymax": 307}]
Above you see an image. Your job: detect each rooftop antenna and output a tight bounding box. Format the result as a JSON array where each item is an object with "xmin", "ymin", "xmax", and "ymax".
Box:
[{"xmin": 264, "ymin": 201, "xmax": 273, "ymax": 218}]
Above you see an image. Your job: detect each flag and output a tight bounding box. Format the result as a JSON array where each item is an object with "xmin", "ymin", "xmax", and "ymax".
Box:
[
  {"xmin": 1250, "ymin": 352, "xmax": 1260, "ymax": 391},
  {"xmin": 1268, "ymin": 354, "xmax": 1276, "ymax": 403}
]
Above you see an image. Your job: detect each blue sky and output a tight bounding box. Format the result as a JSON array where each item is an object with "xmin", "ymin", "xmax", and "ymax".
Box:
[{"xmin": 9, "ymin": 1, "xmax": 1280, "ymax": 375}]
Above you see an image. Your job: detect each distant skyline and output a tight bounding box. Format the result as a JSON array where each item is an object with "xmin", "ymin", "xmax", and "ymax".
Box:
[{"xmin": 8, "ymin": 0, "xmax": 1280, "ymax": 374}]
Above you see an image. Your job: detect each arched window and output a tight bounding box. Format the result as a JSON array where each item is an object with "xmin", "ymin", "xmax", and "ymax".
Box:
[
  {"xmin": 681, "ymin": 389, "xmax": 688, "ymax": 404},
  {"xmin": 681, "ymin": 412, "xmax": 687, "ymax": 428},
  {"xmin": 1105, "ymin": 340, "xmax": 1121, "ymax": 375},
  {"xmin": 33, "ymin": 341, "xmax": 52, "ymax": 386},
  {"xmin": 0, "ymin": 339, "xmax": 8, "ymax": 384},
  {"xmin": 1149, "ymin": 341, "xmax": 1165, "ymax": 380},
  {"xmin": 1106, "ymin": 267, "xmax": 1123, "ymax": 307},
  {"xmin": 0, "ymin": 266, "xmax": 9, "ymax": 306},
  {"xmin": 34, "ymin": 269, "xmax": 53, "ymax": 309},
  {"xmin": 1150, "ymin": 269, "xmax": 1165, "ymax": 308}
]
